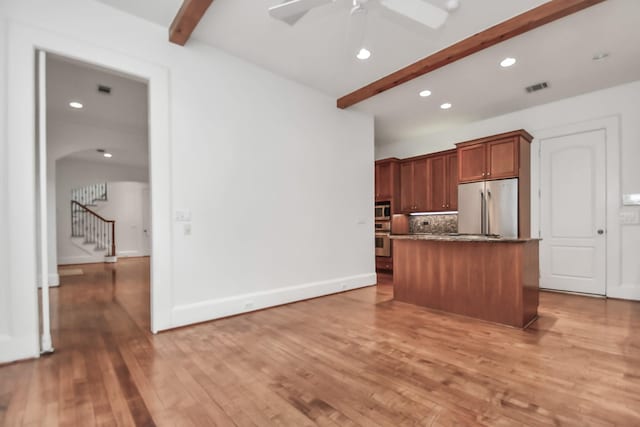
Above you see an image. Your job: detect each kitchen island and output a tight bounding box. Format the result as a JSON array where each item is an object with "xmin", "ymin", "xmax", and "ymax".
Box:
[{"xmin": 391, "ymin": 234, "xmax": 539, "ymax": 328}]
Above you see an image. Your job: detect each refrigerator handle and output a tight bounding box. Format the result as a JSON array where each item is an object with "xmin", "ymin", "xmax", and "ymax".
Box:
[
  {"xmin": 486, "ymin": 190, "xmax": 492, "ymax": 235},
  {"xmin": 480, "ymin": 190, "xmax": 485, "ymax": 235}
]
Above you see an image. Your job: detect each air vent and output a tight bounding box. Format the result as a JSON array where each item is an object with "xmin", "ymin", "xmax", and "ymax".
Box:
[
  {"xmin": 97, "ymin": 85, "xmax": 112, "ymax": 95},
  {"xmin": 525, "ymin": 82, "xmax": 549, "ymax": 93}
]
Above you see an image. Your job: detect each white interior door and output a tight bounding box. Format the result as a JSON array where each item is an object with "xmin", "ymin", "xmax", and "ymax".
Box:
[{"xmin": 540, "ymin": 129, "xmax": 606, "ymax": 295}]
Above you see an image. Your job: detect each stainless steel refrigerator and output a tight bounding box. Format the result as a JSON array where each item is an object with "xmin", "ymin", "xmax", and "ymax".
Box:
[{"xmin": 457, "ymin": 178, "xmax": 518, "ymax": 238}]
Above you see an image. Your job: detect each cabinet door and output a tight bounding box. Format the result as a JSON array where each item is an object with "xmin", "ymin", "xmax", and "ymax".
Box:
[
  {"xmin": 374, "ymin": 164, "xmax": 380, "ymax": 199},
  {"xmin": 458, "ymin": 143, "xmax": 486, "ymax": 183},
  {"xmin": 399, "ymin": 161, "xmax": 414, "ymax": 212},
  {"xmin": 412, "ymin": 159, "xmax": 429, "ymax": 212},
  {"xmin": 487, "ymin": 137, "xmax": 519, "ymax": 180},
  {"xmin": 446, "ymin": 153, "xmax": 458, "ymax": 211},
  {"xmin": 375, "ymin": 162, "xmax": 393, "ymax": 200},
  {"xmin": 427, "ymin": 156, "xmax": 447, "ymax": 211}
]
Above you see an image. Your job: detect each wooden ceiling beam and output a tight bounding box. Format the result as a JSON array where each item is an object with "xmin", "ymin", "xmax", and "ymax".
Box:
[
  {"xmin": 337, "ymin": 0, "xmax": 607, "ymax": 109},
  {"xmin": 169, "ymin": 0, "xmax": 214, "ymax": 46}
]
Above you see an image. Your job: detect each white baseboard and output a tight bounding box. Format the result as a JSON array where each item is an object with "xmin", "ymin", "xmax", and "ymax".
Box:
[
  {"xmin": 607, "ymin": 284, "xmax": 640, "ymax": 301},
  {"xmin": 117, "ymin": 250, "xmax": 141, "ymax": 257},
  {"xmin": 170, "ymin": 273, "xmax": 377, "ymax": 330},
  {"xmin": 58, "ymin": 255, "xmax": 103, "ymax": 265},
  {"xmin": 49, "ymin": 273, "xmax": 60, "ymax": 287}
]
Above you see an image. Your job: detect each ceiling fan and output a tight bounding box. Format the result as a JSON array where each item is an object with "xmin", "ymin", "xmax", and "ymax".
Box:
[{"xmin": 268, "ymin": 0, "xmax": 460, "ymax": 29}]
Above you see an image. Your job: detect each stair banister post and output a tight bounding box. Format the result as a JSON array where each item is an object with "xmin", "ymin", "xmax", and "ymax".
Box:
[{"xmin": 111, "ymin": 221, "xmax": 116, "ymax": 257}]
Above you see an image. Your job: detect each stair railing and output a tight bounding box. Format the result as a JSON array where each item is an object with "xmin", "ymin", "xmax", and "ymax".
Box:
[
  {"xmin": 71, "ymin": 200, "xmax": 116, "ymax": 257},
  {"xmin": 71, "ymin": 182, "xmax": 108, "ymax": 206}
]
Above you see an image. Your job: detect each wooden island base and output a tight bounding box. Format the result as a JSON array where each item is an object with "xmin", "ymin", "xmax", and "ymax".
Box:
[{"xmin": 393, "ymin": 238, "xmax": 539, "ymax": 328}]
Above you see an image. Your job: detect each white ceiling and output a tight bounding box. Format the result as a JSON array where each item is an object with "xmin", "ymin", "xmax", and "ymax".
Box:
[
  {"xmin": 65, "ymin": 148, "xmax": 150, "ymax": 168},
  {"xmin": 47, "ymin": 54, "xmax": 149, "ymax": 167},
  {"xmin": 356, "ymin": 0, "xmax": 640, "ymax": 142},
  {"xmin": 93, "ymin": 0, "xmax": 640, "ymax": 144},
  {"xmin": 194, "ymin": 0, "xmax": 551, "ymax": 96},
  {"xmin": 96, "ymin": 0, "xmax": 183, "ymax": 28}
]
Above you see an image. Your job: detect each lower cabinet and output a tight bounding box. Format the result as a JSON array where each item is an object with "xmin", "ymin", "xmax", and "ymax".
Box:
[{"xmin": 376, "ymin": 257, "xmax": 393, "ymax": 272}]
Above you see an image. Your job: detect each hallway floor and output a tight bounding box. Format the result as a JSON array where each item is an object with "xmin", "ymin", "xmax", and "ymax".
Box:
[{"xmin": 1, "ymin": 258, "xmax": 639, "ymax": 426}]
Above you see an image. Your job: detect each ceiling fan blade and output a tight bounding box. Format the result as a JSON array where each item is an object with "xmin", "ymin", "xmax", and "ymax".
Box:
[
  {"xmin": 380, "ymin": 0, "xmax": 448, "ymax": 29},
  {"xmin": 268, "ymin": 0, "xmax": 334, "ymax": 26}
]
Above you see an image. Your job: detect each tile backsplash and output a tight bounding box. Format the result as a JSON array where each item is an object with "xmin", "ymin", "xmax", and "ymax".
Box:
[{"xmin": 409, "ymin": 214, "xmax": 458, "ymax": 234}]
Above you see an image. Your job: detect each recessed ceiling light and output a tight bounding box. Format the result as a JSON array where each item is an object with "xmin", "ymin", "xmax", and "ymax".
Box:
[
  {"xmin": 69, "ymin": 101, "xmax": 83, "ymax": 109},
  {"xmin": 500, "ymin": 57, "xmax": 517, "ymax": 68},
  {"xmin": 592, "ymin": 52, "xmax": 609, "ymax": 61},
  {"xmin": 440, "ymin": 103, "xmax": 452, "ymax": 110},
  {"xmin": 356, "ymin": 48, "xmax": 371, "ymax": 60},
  {"xmin": 103, "ymin": 153, "xmax": 113, "ymax": 158},
  {"xmin": 419, "ymin": 90, "xmax": 432, "ymax": 98}
]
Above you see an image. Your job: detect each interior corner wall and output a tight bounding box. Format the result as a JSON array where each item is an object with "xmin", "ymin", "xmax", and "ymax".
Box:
[
  {"xmin": 55, "ymin": 158, "xmax": 149, "ymax": 264},
  {"xmin": 1, "ymin": 0, "xmax": 374, "ymax": 361},
  {"xmin": 376, "ymin": 80, "xmax": 640, "ymax": 300}
]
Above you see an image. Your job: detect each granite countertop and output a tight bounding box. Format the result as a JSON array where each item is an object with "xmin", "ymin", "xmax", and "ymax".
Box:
[{"xmin": 390, "ymin": 233, "xmax": 540, "ymax": 243}]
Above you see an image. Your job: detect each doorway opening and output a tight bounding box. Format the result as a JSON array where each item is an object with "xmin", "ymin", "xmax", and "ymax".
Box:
[{"xmin": 39, "ymin": 52, "xmax": 151, "ymax": 349}]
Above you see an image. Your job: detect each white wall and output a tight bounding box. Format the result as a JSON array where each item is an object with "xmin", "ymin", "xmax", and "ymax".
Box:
[
  {"xmin": 56, "ymin": 158, "xmax": 149, "ymax": 264},
  {"xmin": 0, "ymin": 8, "xmax": 8, "ymax": 338},
  {"xmin": 0, "ymin": 0, "xmax": 374, "ymax": 362},
  {"xmin": 377, "ymin": 80, "xmax": 640, "ymax": 300}
]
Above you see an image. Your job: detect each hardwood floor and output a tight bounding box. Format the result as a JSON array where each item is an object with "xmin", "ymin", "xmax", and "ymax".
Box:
[{"xmin": 1, "ymin": 259, "xmax": 639, "ymax": 426}]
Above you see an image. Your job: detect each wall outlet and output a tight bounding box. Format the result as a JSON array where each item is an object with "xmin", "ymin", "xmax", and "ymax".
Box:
[{"xmin": 422, "ymin": 221, "xmax": 430, "ymax": 226}]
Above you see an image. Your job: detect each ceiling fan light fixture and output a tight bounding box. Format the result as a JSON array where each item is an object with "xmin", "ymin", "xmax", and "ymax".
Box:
[
  {"xmin": 356, "ymin": 48, "xmax": 371, "ymax": 60},
  {"xmin": 445, "ymin": 0, "xmax": 460, "ymax": 11},
  {"xmin": 379, "ymin": 0, "xmax": 448, "ymax": 30}
]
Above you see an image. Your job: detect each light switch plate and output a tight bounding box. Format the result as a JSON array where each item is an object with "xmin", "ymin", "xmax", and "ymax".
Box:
[
  {"xmin": 619, "ymin": 211, "xmax": 640, "ymax": 225},
  {"xmin": 623, "ymin": 194, "xmax": 640, "ymax": 206}
]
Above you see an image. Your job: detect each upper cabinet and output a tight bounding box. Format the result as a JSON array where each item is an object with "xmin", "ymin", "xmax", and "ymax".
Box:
[
  {"xmin": 426, "ymin": 151, "xmax": 457, "ymax": 212},
  {"xmin": 457, "ymin": 130, "xmax": 533, "ymax": 183},
  {"xmin": 399, "ymin": 150, "xmax": 457, "ymax": 214},
  {"xmin": 457, "ymin": 143, "xmax": 486, "ymax": 183},
  {"xmin": 446, "ymin": 152, "xmax": 458, "ymax": 211},
  {"xmin": 375, "ymin": 161, "xmax": 393, "ymax": 200},
  {"xmin": 375, "ymin": 158, "xmax": 401, "ymax": 209},
  {"xmin": 400, "ymin": 158, "xmax": 428, "ymax": 213}
]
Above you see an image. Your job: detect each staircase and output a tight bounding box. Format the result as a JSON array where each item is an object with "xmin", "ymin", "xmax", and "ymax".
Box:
[{"xmin": 70, "ymin": 183, "xmax": 117, "ymax": 261}]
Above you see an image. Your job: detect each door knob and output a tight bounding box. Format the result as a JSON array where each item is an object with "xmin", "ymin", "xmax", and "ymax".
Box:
[{"xmin": 597, "ymin": 229, "xmax": 605, "ymax": 235}]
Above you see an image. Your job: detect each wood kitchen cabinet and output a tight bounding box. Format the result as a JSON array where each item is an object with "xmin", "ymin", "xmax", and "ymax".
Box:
[
  {"xmin": 427, "ymin": 150, "xmax": 457, "ymax": 212},
  {"xmin": 375, "ymin": 158, "xmax": 400, "ymax": 205},
  {"xmin": 446, "ymin": 152, "xmax": 458, "ymax": 211},
  {"xmin": 457, "ymin": 131, "xmax": 532, "ymax": 183},
  {"xmin": 375, "ymin": 256, "xmax": 393, "ymax": 272},
  {"xmin": 400, "ymin": 158, "xmax": 428, "ymax": 213}
]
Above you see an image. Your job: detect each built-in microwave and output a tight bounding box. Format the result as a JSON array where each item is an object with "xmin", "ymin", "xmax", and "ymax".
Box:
[{"xmin": 375, "ymin": 203, "xmax": 391, "ymax": 220}]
